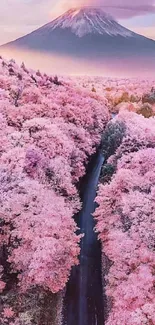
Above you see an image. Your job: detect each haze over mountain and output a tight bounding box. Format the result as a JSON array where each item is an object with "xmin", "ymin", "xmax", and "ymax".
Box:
[{"xmin": 1, "ymin": 6, "xmax": 155, "ymax": 76}]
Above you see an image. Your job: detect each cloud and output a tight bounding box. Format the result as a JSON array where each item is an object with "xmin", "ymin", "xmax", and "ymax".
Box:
[{"xmin": 53, "ymin": 0, "xmax": 155, "ymax": 18}]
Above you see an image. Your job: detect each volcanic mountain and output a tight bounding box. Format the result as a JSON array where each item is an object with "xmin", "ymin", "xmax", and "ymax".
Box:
[{"xmin": 2, "ymin": 6, "xmax": 155, "ymax": 60}]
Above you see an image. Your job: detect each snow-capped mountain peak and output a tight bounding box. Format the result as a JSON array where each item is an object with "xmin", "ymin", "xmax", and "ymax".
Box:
[
  {"xmin": 2, "ymin": 5, "xmax": 155, "ymax": 68},
  {"xmin": 43, "ymin": 7, "xmax": 134, "ymax": 38}
]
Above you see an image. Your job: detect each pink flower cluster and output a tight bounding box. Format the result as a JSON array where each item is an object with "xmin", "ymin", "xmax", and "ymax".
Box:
[
  {"xmin": 1, "ymin": 55, "xmax": 155, "ymax": 324},
  {"xmin": 0, "ymin": 56, "xmax": 109, "ymax": 297},
  {"xmin": 95, "ymin": 112, "xmax": 155, "ymax": 325},
  {"xmin": 71, "ymin": 76, "xmax": 155, "ymax": 115}
]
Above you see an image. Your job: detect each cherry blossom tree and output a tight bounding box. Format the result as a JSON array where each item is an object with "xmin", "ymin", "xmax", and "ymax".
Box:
[
  {"xmin": 0, "ymin": 56, "xmax": 109, "ymax": 304},
  {"xmin": 95, "ymin": 112, "xmax": 155, "ymax": 325}
]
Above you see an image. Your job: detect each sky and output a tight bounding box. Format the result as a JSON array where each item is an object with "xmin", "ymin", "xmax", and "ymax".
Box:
[{"xmin": 0, "ymin": 0, "xmax": 155, "ymax": 45}]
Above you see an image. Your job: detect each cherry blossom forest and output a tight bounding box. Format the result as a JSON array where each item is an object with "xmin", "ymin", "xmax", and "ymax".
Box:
[{"xmin": 0, "ymin": 55, "xmax": 155, "ymax": 325}]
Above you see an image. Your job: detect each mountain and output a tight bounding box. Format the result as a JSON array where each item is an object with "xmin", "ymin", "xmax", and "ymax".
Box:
[
  {"xmin": 45, "ymin": 7, "xmax": 134, "ymax": 38},
  {"xmin": 1, "ymin": 7, "xmax": 155, "ymax": 61}
]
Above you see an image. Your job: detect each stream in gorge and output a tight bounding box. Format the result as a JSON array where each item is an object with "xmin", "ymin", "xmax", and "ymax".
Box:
[{"xmin": 62, "ymin": 151, "xmax": 105, "ymax": 325}]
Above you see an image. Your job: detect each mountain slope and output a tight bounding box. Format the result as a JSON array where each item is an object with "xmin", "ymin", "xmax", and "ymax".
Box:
[
  {"xmin": 41, "ymin": 7, "xmax": 134, "ymax": 38},
  {"xmin": 1, "ymin": 7, "xmax": 155, "ymax": 60}
]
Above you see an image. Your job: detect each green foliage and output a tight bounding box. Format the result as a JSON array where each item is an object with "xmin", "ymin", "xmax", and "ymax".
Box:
[
  {"xmin": 100, "ymin": 163, "xmax": 115, "ymax": 184},
  {"xmin": 142, "ymin": 88, "xmax": 155, "ymax": 104},
  {"xmin": 101, "ymin": 120, "xmax": 126, "ymax": 159}
]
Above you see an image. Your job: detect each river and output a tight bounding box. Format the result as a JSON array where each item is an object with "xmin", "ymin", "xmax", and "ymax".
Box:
[{"xmin": 63, "ymin": 151, "xmax": 105, "ymax": 325}]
